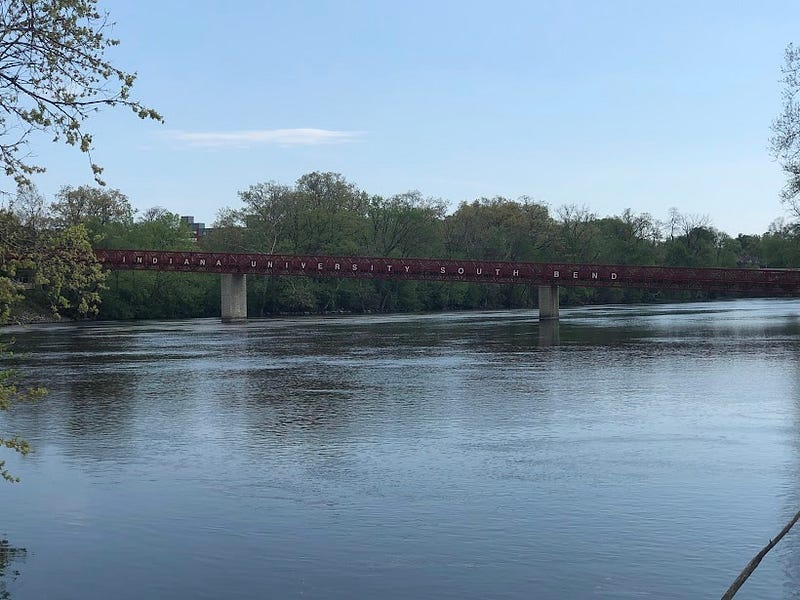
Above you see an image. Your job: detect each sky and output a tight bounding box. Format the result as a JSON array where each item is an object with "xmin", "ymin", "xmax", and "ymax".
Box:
[{"xmin": 12, "ymin": 0, "xmax": 800, "ymax": 235}]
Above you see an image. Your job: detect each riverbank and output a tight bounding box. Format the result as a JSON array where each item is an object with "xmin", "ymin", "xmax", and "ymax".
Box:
[{"xmin": 5, "ymin": 304, "xmax": 58, "ymax": 327}]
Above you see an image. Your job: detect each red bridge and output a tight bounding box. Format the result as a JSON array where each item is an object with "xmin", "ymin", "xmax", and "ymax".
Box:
[{"xmin": 95, "ymin": 249, "xmax": 800, "ymax": 322}]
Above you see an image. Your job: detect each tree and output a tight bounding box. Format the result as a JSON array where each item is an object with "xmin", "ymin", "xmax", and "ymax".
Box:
[
  {"xmin": 771, "ymin": 43, "xmax": 800, "ymax": 217},
  {"xmin": 237, "ymin": 181, "xmax": 294, "ymax": 253},
  {"xmin": 0, "ymin": 209, "xmax": 105, "ymax": 482},
  {"xmin": 593, "ymin": 210, "xmax": 660, "ymax": 265},
  {"xmin": 32, "ymin": 224, "xmax": 107, "ymax": 319},
  {"xmin": 368, "ymin": 191, "xmax": 446, "ymax": 257},
  {"xmin": 96, "ymin": 208, "xmax": 215, "ymax": 319},
  {"xmin": 0, "ymin": 209, "xmax": 31, "ymax": 322},
  {"xmin": 50, "ymin": 185, "xmax": 134, "ymax": 230},
  {"xmin": 446, "ymin": 197, "xmax": 554, "ymax": 261},
  {"xmin": 0, "ymin": 0, "xmax": 159, "ymax": 484},
  {"xmin": 0, "ymin": 354, "xmax": 44, "ymax": 482},
  {"xmin": 293, "ymin": 172, "xmax": 370, "ymax": 254},
  {"xmin": 556, "ymin": 204, "xmax": 598, "ymax": 261},
  {"xmin": 11, "ymin": 183, "xmax": 47, "ymax": 232},
  {"xmin": 0, "ymin": 0, "xmax": 162, "ymax": 187}
]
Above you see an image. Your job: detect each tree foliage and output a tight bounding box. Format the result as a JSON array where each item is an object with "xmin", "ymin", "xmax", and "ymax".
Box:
[
  {"xmin": 50, "ymin": 185, "xmax": 134, "ymax": 231},
  {"xmin": 0, "ymin": 0, "xmax": 161, "ymax": 484},
  {"xmin": 0, "ymin": 201, "xmax": 106, "ymax": 319},
  {"xmin": 0, "ymin": 203, "xmax": 105, "ymax": 482},
  {"xmin": 8, "ymin": 171, "xmax": 797, "ymax": 320},
  {"xmin": 0, "ymin": 355, "xmax": 43, "ymax": 482},
  {"xmin": 0, "ymin": 0, "xmax": 162, "ymax": 187},
  {"xmin": 771, "ymin": 43, "xmax": 800, "ymax": 216}
]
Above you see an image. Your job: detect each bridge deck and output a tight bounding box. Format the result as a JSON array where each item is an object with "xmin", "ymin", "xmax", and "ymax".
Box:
[{"xmin": 94, "ymin": 249, "xmax": 800, "ymax": 294}]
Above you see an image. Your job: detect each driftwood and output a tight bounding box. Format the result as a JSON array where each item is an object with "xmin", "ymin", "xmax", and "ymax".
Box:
[{"xmin": 721, "ymin": 510, "xmax": 800, "ymax": 599}]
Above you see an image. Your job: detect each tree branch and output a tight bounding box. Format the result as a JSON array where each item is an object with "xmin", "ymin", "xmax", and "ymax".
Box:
[{"xmin": 721, "ymin": 510, "xmax": 800, "ymax": 599}]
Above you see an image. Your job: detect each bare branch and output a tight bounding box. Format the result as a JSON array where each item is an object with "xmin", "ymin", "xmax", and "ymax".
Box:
[{"xmin": 0, "ymin": 0, "xmax": 162, "ymax": 188}]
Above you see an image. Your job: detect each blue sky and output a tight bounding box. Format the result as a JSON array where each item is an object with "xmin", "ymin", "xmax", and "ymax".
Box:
[{"xmin": 16, "ymin": 0, "xmax": 800, "ymax": 235}]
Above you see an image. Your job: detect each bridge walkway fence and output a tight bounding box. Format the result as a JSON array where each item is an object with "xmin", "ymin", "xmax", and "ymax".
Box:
[{"xmin": 92, "ymin": 249, "xmax": 800, "ymax": 322}]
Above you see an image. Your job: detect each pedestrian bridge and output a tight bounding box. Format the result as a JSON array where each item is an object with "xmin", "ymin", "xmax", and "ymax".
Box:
[{"xmin": 95, "ymin": 249, "xmax": 800, "ymax": 322}]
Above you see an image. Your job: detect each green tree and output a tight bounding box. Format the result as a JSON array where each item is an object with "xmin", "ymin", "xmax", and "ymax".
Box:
[
  {"xmin": 555, "ymin": 204, "xmax": 599, "ymax": 262},
  {"xmin": 50, "ymin": 185, "xmax": 134, "ymax": 243},
  {"xmin": 31, "ymin": 224, "xmax": 107, "ymax": 319},
  {"xmin": 445, "ymin": 197, "xmax": 554, "ymax": 261},
  {"xmin": 0, "ymin": 0, "xmax": 161, "ymax": 186},
  {"xmin": 0, "ymin": 0, "xmax": 160, "ymax": 483},
  {"xmin": 760, "ymin": 219, "xmax": 800, "ymax": 267},
  {"xmin": 444, "ymin": 197, "xmax": 554, "ymax": 310},
  {"xmin": 0, "ymin": 209, "xmax": 104, "ymax": 482},
  {"xmin": 236, "ymin": 181, "xmax": 294, "ymax": 253},
  {"xmin": 293, "ymin": 171, "xmax": 370, "ymax": 254},
  {"xmin": 0, "ymin": 209, "xmax": 32, "ymax": 322},
  {"xmin": 593, "ymin": 209, "xmax": 661, "ymax": 265},
  {"xmin": 94, "ymin": 207, "xmax": 215, "ymax": 319},
  {"xmin": 367, "ymin": 191, "xmax": 446, "ymax": 257}
]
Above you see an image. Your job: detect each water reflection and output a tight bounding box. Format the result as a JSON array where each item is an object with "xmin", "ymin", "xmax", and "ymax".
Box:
[
  {"xmin": 538, "ymin": 320, "xmax": 560, "ymax": 346},
  {"xmin": 1, "ymin": 301, "xmax": 800, "ymax": 599},
  {"xmin": 779, "ymin": 361, "xmax": 800, "ymax": 600},
  {"xmin": 0, "ymin": 540, "xmax": 26, "ymax": 600}
]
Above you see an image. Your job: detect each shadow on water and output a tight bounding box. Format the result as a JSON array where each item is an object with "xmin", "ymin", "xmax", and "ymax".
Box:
[{"xmin": 0, "ymin": 539, "xmax": 26, "ymax": 600}]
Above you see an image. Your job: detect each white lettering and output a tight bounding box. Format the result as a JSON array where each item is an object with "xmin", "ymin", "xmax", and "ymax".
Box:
[
  {"xmin": 458, "ymin": 267, "xmax": 465, "ymax": 275},
  {"xmin": 387, "ymin": 265, "xmax": 392, "ymax": 272},
  {"xmin": 152, "ymin": 257, "xmax": 158, "ymax": 264},
  {"xmin": 301, "ymin": 262, "xmax": 307, "ymax": 269},
  {"xmin": 284, "ymin": 262, "xmax": 289, "ymax": 269},
  {"xmin": 251, "ymin": 261, "xmax": 257, "ymax": 268},
  {"xmin": 169, "ymin": 258, "xmax": 174, "ymax": 265},
  {"xmin": 611, "ymin": 273, "xmax": 618, "ymax": 280},
  {"xmin": 136, "ymin": 256, "xmax": 143, "ymax": 264},
  {"xmin": 266, "ymin": 261, "xmax": 273, "ymax": 269},
  {"xmin": 476, "ymin": 268, "xmax": 482, "ymax": 275},
  {"xmin": 440, "ymin": 267, "xmax": 446, "ymax": 274},
  {"xmin": 495, "ymin": 269, "xmax": 501, "ymax": 275},
  {"xmin": 334, "ymin": 263, "xmax": 341, "ymax": 270},
  {"xmin": 352, "ymin": 264, "xmax": 358, "ymax": 271},
  {"xmin": 513, "ymin": 269, "xmax": 520, "ymax": 277},
  {"xmin": 215, "ymin": 260, "xmax": 222, "ymax": 266},
  {"xmin": 199, "ymin": 259, "xmax": 206, "ymax": 266},
  {"xmin": 573, "ymin": 271, "xmax": 578, "ymax": 279},
  {"xmin": 553, "ymin": 270, "xmax": 560, "ymax": 278},
  {"xmin": 183, "ymin": 259, "xmax": 190, "ymax": 265},
  {"xmin": 404, "ymin": 266, "xmax": 410, "ymax": 273},
  {"xmin": 591, "ymin": 272, "xmax": 598, "ymax": 279},
  {"xmin": 318, "ymin": 262, "xmax": 323, "ymax": 270},
  {"xmin": 121, "ymin": 256, "xmax": 126, "ymax": 263},
  {"xmin": 371, "ymin": 264, "xmax": 375, "ymax": 272}
]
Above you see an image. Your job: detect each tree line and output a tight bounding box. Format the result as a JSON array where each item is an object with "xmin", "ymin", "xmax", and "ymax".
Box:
[{"xmin": 2, "ymin": 172, "xmax": 799, "ymax": 321}]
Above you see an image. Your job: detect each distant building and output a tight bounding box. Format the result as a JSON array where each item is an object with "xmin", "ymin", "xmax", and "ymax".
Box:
[{"xmin": 180, "ymin": 216, "xmax": 213, "ymax": 241}]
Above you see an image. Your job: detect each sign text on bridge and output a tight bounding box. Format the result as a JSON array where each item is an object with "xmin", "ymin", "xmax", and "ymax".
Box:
[{"xmin": 92, "ymin": 249, "xmax": 800, "ymax": 294}]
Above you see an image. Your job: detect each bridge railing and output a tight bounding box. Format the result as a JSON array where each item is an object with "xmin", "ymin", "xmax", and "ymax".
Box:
[{"xmin": 93, "ymin": 249, "xmax": 800, "ymax": 294}]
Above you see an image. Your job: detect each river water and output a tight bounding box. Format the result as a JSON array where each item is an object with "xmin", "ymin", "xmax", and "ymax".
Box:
[{"xmin": 0, "ymin": 299, "xmax": 799, "ymax": 599}]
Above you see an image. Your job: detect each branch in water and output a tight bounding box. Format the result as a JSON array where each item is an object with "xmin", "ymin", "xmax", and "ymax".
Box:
[{"xmin": 721, "ymin": 510, "xmax": 800, "ymax": 599}]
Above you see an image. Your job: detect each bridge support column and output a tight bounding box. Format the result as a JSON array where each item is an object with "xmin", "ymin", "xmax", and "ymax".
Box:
[
  {"xmin": 538, "ymin": 285, "xmax": 559, "ymax": 321},
  {"xmin": 221, "ymin": 274, "xmax": 247, "ymax": 322}
]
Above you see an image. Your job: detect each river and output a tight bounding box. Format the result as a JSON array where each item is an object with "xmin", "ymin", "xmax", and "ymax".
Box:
[{"xmin": 0, "ymin": 299, "xmax": 799, "ymax": 599}]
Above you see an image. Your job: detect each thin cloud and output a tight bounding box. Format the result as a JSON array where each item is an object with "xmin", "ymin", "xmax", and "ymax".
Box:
[{"xmin": 167, "ymin": 128, "xmax": 363, "ymax": 148}]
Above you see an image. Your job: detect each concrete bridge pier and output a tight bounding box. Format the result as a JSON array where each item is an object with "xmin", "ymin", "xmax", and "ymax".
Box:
[
  {"xmin": 538, "ymin": 285, "xmax": 559, "ymax": 320},
  {"xmin": 221, "ymin": 274, "xmax": 247, "ymax": 322}
]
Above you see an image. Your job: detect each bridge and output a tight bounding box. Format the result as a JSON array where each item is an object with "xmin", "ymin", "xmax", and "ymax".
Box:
[{"xmin": 95, "ymin": 249, "xmax": 800, "ymax": 322}]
